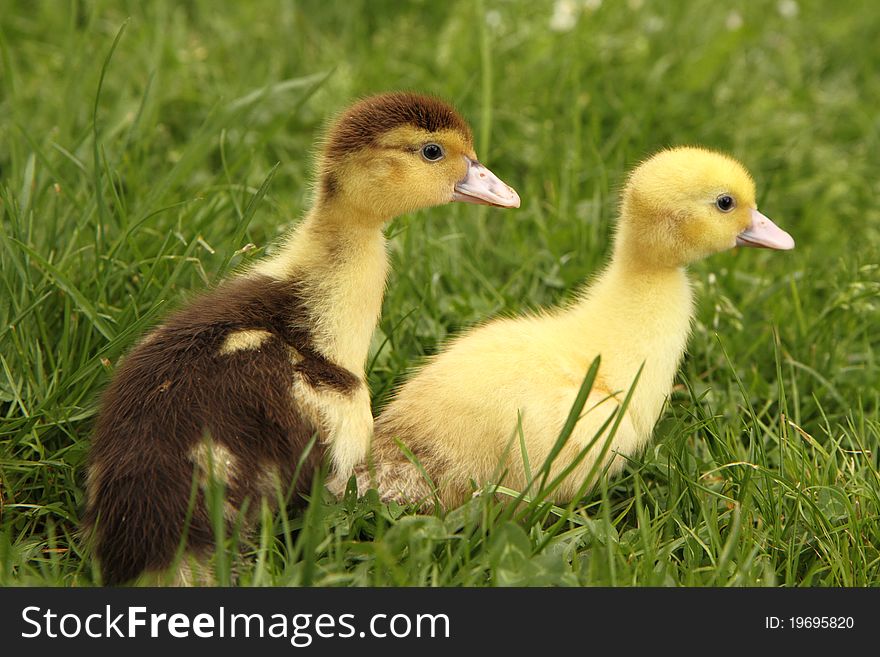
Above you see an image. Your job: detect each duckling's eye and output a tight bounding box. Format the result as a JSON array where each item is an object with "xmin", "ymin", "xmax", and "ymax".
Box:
[
  {"xmin": 420, "ymin": 143, "xmax": 444, "ymax": 162},
  {"xmin": 715, "ymin": 195, "xmax": 736, "ymax": 213}
]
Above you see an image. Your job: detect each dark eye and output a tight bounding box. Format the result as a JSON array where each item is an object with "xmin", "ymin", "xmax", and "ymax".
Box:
[
  {"xmin": 715, "ymin": 194, "xmax": 736, "ymax": 212},
  {"xmin": 420, "ymin": 143, "xmax": 444, "ymax": 162}
]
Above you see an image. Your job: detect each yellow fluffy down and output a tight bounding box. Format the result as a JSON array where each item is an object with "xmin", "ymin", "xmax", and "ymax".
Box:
[{"xmin": 352, "ymin": 147, "xmax": 791, "ymax": 508}]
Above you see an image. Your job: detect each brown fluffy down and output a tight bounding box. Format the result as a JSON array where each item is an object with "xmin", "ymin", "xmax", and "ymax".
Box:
[{"xmin": 83, "ymin": 275, "xmax": 359, "ymax": 585}]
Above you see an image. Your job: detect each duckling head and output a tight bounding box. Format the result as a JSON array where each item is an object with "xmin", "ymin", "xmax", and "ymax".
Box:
[
  {"xmin": 617, "ymin": 146, "xmax": 794, "ymax": 269},
  {"xmin": 317, "ymin": 92, "xmax": 519, "ymax": 224}
]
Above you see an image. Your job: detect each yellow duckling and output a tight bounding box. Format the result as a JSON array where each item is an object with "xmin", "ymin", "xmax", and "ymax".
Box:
[
  {"xmin": 84, "ymin": 92, "xmax": 519, "ymax": 584},
  {"xmin": 349, "ymin": 146, "xmax": 794, "ymax": 509}
]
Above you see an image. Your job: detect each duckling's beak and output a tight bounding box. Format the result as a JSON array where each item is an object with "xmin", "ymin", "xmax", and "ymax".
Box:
[
  {"xmin": 452, "ymin": 157, "xmax": 520, "ymax": 208},
  {"xmin": 736, "ymin": 209, "xmax": 795, "ymax": 250}
]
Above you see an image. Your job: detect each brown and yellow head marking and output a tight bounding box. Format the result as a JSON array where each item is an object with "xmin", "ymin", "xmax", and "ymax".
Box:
[
  {"xmin": 315, "ymin": 92, "xmax": 503, "ymax": 219},
  {"xmin": 314, "ymin": 92, "xmax": 519, "ymax": 219},
  {"xmin": 323, "ymin": 92, "xmax": 473, "ymax": 161}
]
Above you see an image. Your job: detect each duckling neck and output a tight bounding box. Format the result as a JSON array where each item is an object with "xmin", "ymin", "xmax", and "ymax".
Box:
[
  {"xmin": 251, "ymin": 205, "xmax": 390, "ymax": 374},
  {"xmin": 568, "ymin": 257, "xmax": 694, "ymax": 436}
]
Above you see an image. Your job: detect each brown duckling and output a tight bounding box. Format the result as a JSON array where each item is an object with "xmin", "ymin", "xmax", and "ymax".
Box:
[{"xmin": 84, "ymin": 92, "xmax": 520, "ymax": 584}]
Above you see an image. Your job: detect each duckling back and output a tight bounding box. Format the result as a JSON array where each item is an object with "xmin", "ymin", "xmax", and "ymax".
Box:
[
  {"xmin": 84, "ymin": 276, "xmax": 346, "ymax": 584},
  {"xmin": 353, "ymin": 283, "xmax": 686, "ymax": 508}
]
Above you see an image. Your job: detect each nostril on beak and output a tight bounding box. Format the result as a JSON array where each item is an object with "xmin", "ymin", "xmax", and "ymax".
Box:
[{"xmin": 453, "ymin": 156, "xmax": 520, "ymax": 208}]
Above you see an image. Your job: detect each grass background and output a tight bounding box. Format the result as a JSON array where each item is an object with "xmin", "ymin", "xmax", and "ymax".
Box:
[{"xmin": 0, "ymin": 0, "xmax": 878, "ymax": 586}]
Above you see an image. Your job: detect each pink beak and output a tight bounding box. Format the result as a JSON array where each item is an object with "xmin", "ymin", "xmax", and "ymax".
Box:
[
  {"xmin": 452, "ymin": 157, "xmax": 520, "ymax": 208},
  {"xmin": 736, "ymin": 209, "xmax": 795, "ymax": 250}
]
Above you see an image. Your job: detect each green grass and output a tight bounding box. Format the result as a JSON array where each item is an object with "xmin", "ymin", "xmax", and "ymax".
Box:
[{"xmin": 1, "ymin": 0, "xmax": 878, "ymax": 586}]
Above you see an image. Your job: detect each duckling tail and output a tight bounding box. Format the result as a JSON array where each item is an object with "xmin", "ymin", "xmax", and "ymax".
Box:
[
  {"xmin": 327, "ymin": 443, "xmax": 440, "ymax": 512},
  {"xmin": 84, "ymin": 460, "xmax": 212, "ymax": 586}
]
